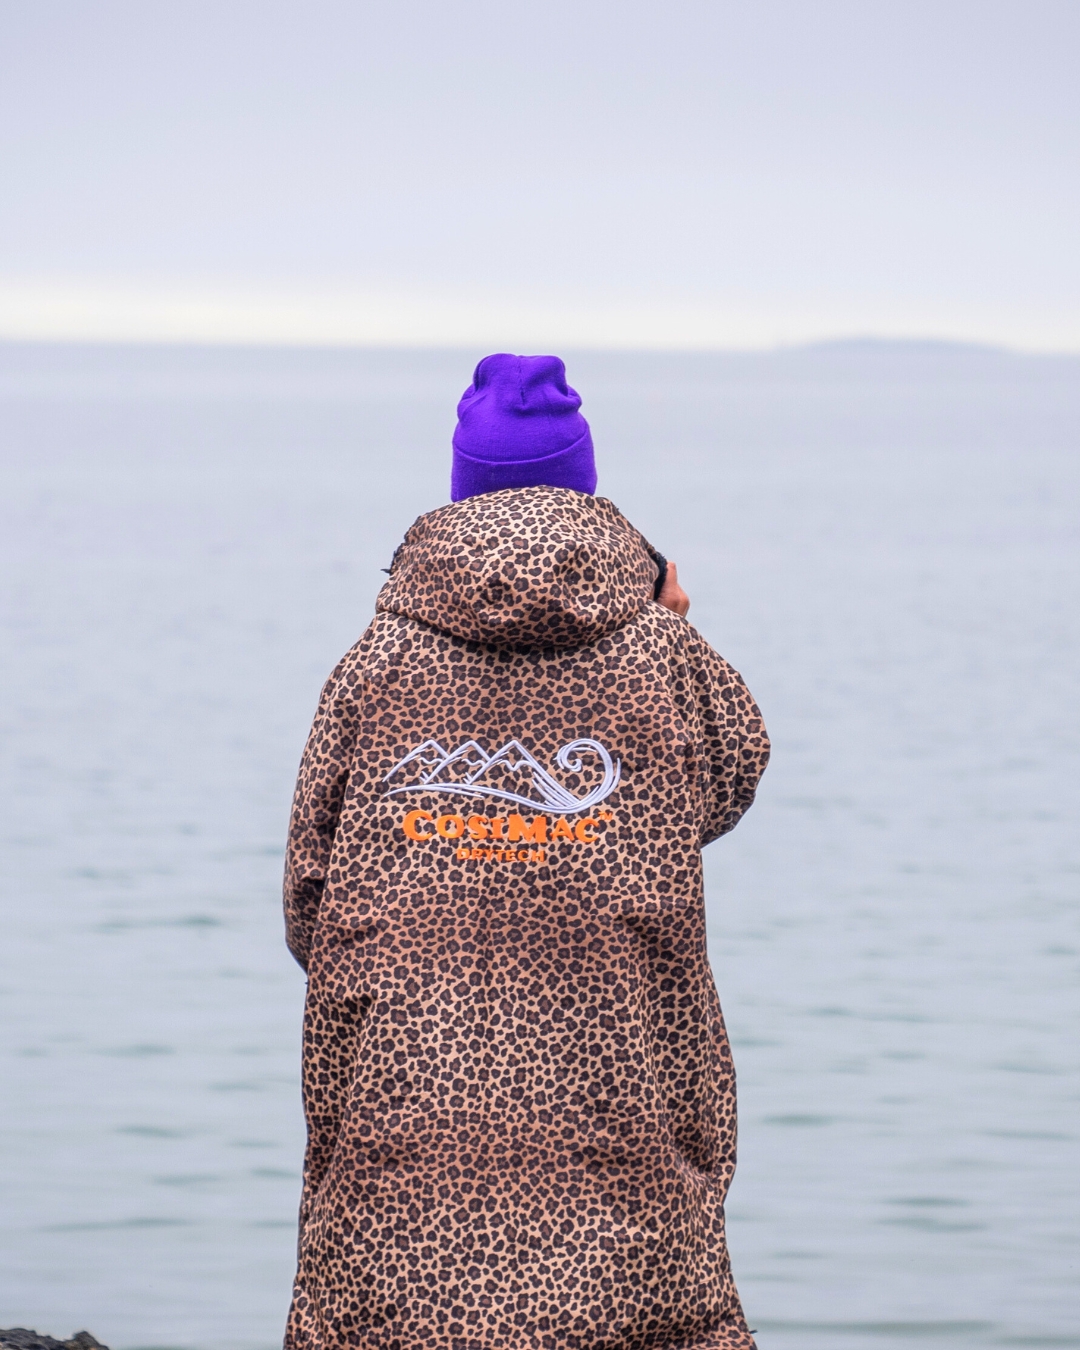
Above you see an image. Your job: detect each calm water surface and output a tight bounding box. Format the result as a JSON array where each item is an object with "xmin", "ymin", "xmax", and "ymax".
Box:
[{"xmin": 1, "ymin": 343, "xmax": 1078, "ymax": 1350}]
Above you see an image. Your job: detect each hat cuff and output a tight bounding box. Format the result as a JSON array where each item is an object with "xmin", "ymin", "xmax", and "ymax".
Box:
[{"xmin": 451, "ymin": 428, "xmax": 597, "ymax": 502}]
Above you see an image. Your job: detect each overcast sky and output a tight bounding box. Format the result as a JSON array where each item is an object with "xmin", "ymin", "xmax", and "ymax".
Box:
[{"xmin": 1, "ymin": 0, "xmax": 1077, "ymax": 348}]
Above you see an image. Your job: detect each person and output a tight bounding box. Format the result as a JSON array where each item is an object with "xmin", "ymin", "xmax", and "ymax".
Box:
[{"xmin": 283, "ymin": 354, "xmax": 770, "ymax": 1350}]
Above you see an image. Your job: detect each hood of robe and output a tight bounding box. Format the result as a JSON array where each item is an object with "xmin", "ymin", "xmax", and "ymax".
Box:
[{"xmin": 375, "ymin": 485, "xmax": 661, "ymax": 649}]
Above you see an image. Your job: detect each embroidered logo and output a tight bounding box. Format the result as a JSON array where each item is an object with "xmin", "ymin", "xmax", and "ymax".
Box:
[{"xmin": 383, "ymin": 737, "xmax": 621, "ymax": 814}]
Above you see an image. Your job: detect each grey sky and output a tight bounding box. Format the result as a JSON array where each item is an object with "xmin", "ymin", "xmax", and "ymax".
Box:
[{"xmin": 1, "ymin": 0, "xmax": 1077, "ymax": 347}]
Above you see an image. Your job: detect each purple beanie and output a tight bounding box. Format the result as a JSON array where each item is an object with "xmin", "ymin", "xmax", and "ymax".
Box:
[{"xmin": 451, "ymin": 354, "xmax": 597, "ymax": 502}]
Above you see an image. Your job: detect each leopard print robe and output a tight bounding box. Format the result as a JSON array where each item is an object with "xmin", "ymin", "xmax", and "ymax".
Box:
[{"xmin": 283, "ymin": 486, "xmax": 770, "ymax": 1350}]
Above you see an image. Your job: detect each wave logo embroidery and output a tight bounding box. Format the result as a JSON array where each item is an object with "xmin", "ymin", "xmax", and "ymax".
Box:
[{"xmin": 384, "ymin": 738, "xmax": 621, "ymax": 814}]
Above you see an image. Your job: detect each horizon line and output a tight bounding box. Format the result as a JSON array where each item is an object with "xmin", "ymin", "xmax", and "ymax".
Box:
[
  {"xmin": 2, "ymin": 333, "xmax": 1078, "ymax": 360},
  {"xmin": 2, "ymin": 281, "xmax": 1078, "ymax": 357}
]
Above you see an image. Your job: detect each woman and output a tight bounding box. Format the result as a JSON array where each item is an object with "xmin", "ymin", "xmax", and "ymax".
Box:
[{"xmin": 283, "ymin": 354, "xmax": 769, "ymax": 1350}]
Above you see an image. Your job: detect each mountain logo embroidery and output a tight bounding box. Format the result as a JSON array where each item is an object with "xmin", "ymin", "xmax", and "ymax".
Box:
[{"xmin": 384, "ymin": 738, "xmax": 621, "ymax": 813}]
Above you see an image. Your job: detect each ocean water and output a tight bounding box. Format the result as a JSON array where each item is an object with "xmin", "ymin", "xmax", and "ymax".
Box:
[{"xmin": 1, "ymin": 341, "xmax": 1077, "ymax": 1350}]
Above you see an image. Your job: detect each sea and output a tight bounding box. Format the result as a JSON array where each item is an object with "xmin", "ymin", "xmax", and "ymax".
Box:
[{"xmin": 1, "ymin": 341, "xmax": 1078, "ymax": 1350}]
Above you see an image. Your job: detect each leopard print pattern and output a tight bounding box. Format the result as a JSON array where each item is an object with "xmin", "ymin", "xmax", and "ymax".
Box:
[
  {"xmin": 376, "ymin": 488, "xmax": 659, "ymax": 651},
  {"xmin": 284, "ymin": 487, "xmax": 769, "ymax": 1350}
]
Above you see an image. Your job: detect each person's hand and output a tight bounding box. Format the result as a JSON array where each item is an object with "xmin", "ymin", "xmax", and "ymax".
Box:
[{"xmin": 657, "ymin": 561, "xmax": 690, "ymax": 616}]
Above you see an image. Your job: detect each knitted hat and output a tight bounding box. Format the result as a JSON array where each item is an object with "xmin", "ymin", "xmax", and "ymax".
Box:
[{"xmin": 451, "ymin": 354, "xmax": 597, "ymax": 502}]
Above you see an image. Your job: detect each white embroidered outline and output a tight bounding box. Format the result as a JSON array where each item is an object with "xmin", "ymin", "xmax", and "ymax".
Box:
[{"xmin": 383, "ymin": 737, "xmax": 621, "ymax": 813}]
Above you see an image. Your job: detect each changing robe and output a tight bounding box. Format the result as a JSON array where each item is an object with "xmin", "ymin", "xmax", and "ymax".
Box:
[{"xmin": 283, "ymin": 486, "xmax": 770, "ymax": 1350}]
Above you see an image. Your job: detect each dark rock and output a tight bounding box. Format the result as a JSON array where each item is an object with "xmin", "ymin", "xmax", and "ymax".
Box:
[{"xmin": 0, "ymin": 1332, "xmax": 108, "ymax": 1350}]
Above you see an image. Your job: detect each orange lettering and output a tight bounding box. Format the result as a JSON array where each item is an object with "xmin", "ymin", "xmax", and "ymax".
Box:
[
  {"xmin": 451, "ymin": 844, "xmax": 547, "ymax": 865},
  {"xmin": 551, "ymin": 818, "xmax": 574, "ymax": 842},
  {"xmin": 435, "ymin": 814, "xmax": 466, "ymax": 839},
  {"xmin": 508, "ymin": 814, "xmax": 548, "ymax": 843},
  {"xmin": 489, "ymin": 817, "xmax": 507, "ymax": 840},
  {"xmin": 403, "ymin": 809, "xmax": 435, "ymax": 841},
  {"xmin": 467, "ymin": 814, "xmax": 490, "ymax": 839},
  {"xmin": 575, "ymin": 818, "xmax": 599, "ymax": 843}
]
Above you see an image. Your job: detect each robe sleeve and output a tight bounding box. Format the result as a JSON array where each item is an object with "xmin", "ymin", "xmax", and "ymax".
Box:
[
  {"xmin": 283, "ymin": 658, "xmax": 360, "ymax": 971},
  {"xmin": 685, "ymin": 628, "xmax": 770, "ymax": 847}
]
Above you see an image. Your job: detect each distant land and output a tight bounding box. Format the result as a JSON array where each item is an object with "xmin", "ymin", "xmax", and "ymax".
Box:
[{"xmin": 1, "ymin": 337, "xmax": 1077, "ymax": 409}]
